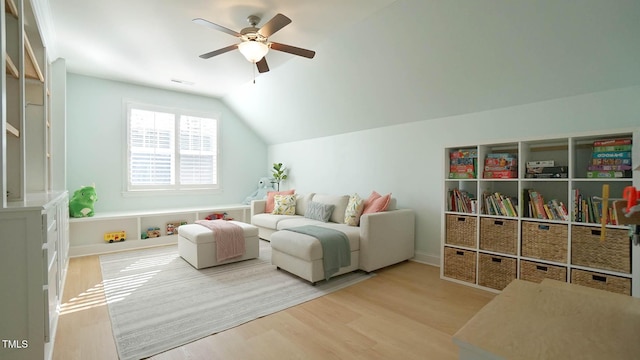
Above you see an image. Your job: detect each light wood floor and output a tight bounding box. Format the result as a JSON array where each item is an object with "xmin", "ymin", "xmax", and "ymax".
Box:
[{"xmin": 53, "ymin": 250, "xmax": 494, "ymax": 360}]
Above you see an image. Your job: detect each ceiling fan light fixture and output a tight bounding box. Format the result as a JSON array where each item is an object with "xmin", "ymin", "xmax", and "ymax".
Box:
[{"xmin": 238, "ymin": 41, "xmax": 269, "ymax": 63}]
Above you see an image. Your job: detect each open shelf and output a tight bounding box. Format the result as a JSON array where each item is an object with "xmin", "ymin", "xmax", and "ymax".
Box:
[
  {"xmin": 24, "ymin": 33, "xmax": 44, "ymax": 82},
  {"xmin": 5, "ymin": 52, "xmax": 19, "ymax": 78},
  {"xmin": 5, "ymin": 0, "xmax": 18, "ymax": 18},
  {"xmin": 6, "ymin": 123, "xmax": 19, "ymax": 137}
]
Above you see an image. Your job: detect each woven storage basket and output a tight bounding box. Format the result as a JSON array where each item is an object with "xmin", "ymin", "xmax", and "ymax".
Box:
[
  {"xmin": 521, "ymin": 221, "xmax": 568, "ymax": 263},
  {"xmin": 479, "ymin": 217, "xmax": 517, "ymax": 255},
  {"xmin": 520, "ymin": 260, "xmax": 567, "ymax": 283},
  {"xmin": 443, "ymin": 247, "xmax": 476, "ymax": 283},
  {"xmin": 571, "ymin": 269, "xmax": 631, "ymax": 296},
  {"xmin": 478, "ymin": 253, "xmax": 516, "ymax": 290},
  {"xmin": 445, "ymin": 215, "xmax": 477, "ymax": 247},
  {"xmin": 571, "ymin": 226, "xmax": 630, "ymax": 274}
]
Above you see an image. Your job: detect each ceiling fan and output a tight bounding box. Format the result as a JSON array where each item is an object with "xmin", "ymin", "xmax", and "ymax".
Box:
[{"xmin": 193, "ymin": 13, "xmax": 316, "ymax": 74}]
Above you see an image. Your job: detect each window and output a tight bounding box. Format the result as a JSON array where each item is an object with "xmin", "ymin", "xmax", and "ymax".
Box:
[{"xmin": 126, "ymin": 102, "xmax": 219, "ymax": 192}]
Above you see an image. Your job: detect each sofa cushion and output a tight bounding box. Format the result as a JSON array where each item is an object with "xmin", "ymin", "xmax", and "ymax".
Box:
[
  {"xmin": 272, "ymin": 223, "xmax": 360, "ymax": 258},
  {"xmin": 312, "ymin": 194, "xmax": 350, "ymax": 224},
  {"xmin": 295, "ymin": 193, "xmax": 315, "ymax": 216},
  {"xmin": 277, "ymin": 217, "xmax": 326, "ymax": 229},
  {"xmin": 265, "ymin": 189, "xmax": 295, "ymax": 213},
  {"xmin": 251, "ymin": 213, "xmax": 298, "ymax": 229},
  {"xmin": 272, "ymin": 194, "xmax": 296, "ymax": 215},
  {"xmin": 304, "ymin": 201, "xmax": 335, "ymax": 222},
  {"xmin": 344, "ymin": 193, "xmax": 365, "ymax": 226}
]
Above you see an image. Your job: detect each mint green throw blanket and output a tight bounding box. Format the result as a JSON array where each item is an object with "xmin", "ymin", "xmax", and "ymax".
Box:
[{"xmin": 283, "ymin": 225, "xmax": 351, "ymax": 281}]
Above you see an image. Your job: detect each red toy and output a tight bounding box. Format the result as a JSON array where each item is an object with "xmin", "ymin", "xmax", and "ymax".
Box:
[{"xmin": 623, "ymin": 186, "xmax": 640, "ymax": 215}]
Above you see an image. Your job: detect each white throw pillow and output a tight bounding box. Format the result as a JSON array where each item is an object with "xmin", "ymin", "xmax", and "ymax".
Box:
[{"xmin": 344, "ymin": 193, "xmax": 365, "ymax": 226}]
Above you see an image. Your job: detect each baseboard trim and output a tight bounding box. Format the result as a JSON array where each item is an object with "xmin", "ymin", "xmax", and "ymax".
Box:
[
  {"xmin": 411, "ymin": 250, "xmax": 440, "ymax": 267},
  {"xmin": 69, "ymin": 237, "xmax": 178, "ymax": 257}
]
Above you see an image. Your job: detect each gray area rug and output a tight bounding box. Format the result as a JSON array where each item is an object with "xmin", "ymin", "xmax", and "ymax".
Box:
[{"xmin": 99, "ymin": 240, "xmax": 373, "ymax": 360}]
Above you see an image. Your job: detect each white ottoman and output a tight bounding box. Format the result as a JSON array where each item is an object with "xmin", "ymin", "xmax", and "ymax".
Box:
[
  {"xmin": 178, "ymin": 221, "xmax": 259, "ymax": 269},
  {"xmin": 270, "ymin": 230, "xmax": 359, "ymax": 284}
]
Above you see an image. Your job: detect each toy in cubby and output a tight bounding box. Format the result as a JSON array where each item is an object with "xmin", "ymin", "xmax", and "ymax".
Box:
[
  {"xmin": 141, "ymin": 227, "xmax": 161, "ymax": 239},
  {"xmin": 104, "ymin": 231, "xmax": 126, "ymax": 243},
  {"xmin": 166, "ymin": 221, "xmax": 188, "ymax": 235},
  {"xmin": 205, "ymin": 212, "xmax": 230, "ymax": 220}
]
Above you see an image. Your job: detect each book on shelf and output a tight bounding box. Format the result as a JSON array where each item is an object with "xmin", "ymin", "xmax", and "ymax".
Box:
[
  {"xmin": 572, "ymin": 188, "xmax": 617, "ymax": 224},
  {"xmin": 482, "ymin": 192, "xmax": 517, "ymax": 217},
  {"xmin": 524, "ymin": 190, "xmax": 568, "ymax": 221},
  {"xmin": 449, "ymin": 188, "xmax": 476, "ymax": 213}
]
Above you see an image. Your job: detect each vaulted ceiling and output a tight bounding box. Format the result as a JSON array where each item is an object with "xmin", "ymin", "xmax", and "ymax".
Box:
[{"xmin": 44, "ymin": 0, "xmax": 640, "ymax": 144}]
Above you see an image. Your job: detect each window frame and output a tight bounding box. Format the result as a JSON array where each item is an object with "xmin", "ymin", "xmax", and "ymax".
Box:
[{"xmin": 123, "ymin": 100, "xmax": 221, "ymax": 195}]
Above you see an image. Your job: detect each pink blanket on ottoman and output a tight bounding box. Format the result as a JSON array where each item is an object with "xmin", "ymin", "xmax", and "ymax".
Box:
[{"xmin": 195, "ymin": 220, "xmax": 245, "ymax": 262}]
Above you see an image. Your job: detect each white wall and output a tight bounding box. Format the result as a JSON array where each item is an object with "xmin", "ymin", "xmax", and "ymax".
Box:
[
  {"xmin": 268, "ymin": 86, "xmax": 640, "ymax": 265},
  {"xmin": 66, "ymin": 73, "xmax": 268, "ymax": 212}
]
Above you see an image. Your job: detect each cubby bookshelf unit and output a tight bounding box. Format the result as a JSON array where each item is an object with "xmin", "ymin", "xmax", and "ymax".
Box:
[
  {"xmin": 68, "ymin": 204, "xmax": 251, "ymax": 256},
  {"xmin": 442, "ymin": 129, "xmax": 640, "ymax": 298}
]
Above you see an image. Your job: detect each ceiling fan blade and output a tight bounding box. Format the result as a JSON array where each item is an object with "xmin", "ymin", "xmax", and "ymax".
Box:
[
  {"xmin": 256, "ymin": 58, "xmax": 270, "ymax": 73},
  {"xmin": 193, "ymin": 18, "xmax": 241, "ymax": 37},
  {"xmin": 199, "ymin": 44, "xmax": 238, "ymax": 59},
  {"xmin": 258, "ymin": 13, "xmax": 291, "ymax": 38},
  {"xmin": 270, "ymin": 42, "xmax": 316, "ymax": 59}
]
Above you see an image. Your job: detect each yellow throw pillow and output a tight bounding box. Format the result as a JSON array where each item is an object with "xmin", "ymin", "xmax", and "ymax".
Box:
[{"xmin": 272, "ymin": 194, "xmax": 297, "ymax": 215}]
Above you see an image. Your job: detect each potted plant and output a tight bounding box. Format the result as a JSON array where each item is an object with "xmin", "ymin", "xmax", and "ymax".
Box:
[{"xmin": 271, "ymin": 162, "xmax": 288, "ymax": 191}]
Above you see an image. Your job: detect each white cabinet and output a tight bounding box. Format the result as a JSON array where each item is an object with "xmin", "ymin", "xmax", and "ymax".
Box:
[
  {"xmin": 69, "ymin": 204, "xmax": 251, "ymax": 256},
  {"xmin": 0, "ymin": 191, "xmax": 69, "ymax": 360},
  {"xmin": 442, "ymin": 129, "xmax": 639, "ymax": 297}
]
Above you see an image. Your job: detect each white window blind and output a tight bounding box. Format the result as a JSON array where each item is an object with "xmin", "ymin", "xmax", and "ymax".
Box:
[{"xmin": 126, "ymin": 103, "xmax": 219, "ymax": 192}]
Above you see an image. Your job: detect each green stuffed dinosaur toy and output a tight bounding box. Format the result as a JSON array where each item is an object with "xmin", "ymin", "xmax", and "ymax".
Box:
[{"xmin": 69, "ymin": 185, "xmax": 98, "ymax": 218}]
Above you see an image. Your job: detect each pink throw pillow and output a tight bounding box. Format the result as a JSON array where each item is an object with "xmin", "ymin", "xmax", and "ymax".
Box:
[
  {"xmin": 265, "ymin": 189, "xmax": 295, "ymax": 213},
  {"xmin": 362, "ymin": 192, "xmax": 391, "ymax": 214}
]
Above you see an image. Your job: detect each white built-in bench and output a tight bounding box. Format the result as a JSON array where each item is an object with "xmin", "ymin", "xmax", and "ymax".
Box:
[{"xmin": 68, "ymin": 204, "xmax": 250, "ymax": 257}]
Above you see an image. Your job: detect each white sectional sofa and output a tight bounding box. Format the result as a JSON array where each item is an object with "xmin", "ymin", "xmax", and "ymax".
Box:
[{"xmin": 251, "ymin": 193, "xmax": 415, "ymax": 283}]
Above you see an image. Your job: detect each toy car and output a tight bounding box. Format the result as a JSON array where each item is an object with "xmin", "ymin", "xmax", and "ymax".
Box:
[{"xmin": 104, "ymin": 231, "xmax": 126, "ymax": 243}]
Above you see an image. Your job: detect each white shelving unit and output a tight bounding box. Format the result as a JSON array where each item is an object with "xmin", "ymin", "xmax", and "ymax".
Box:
[
  {"xmin": 441, "ymin": 129, "xmax": 639, "ymax": 298},
  {"xmin": 68, "ymin": 204, "xmax": 251, "ymax": 256},
  {"xmin": 2, "ymin": 0, "xmax": 69, "ymax": 359}
]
